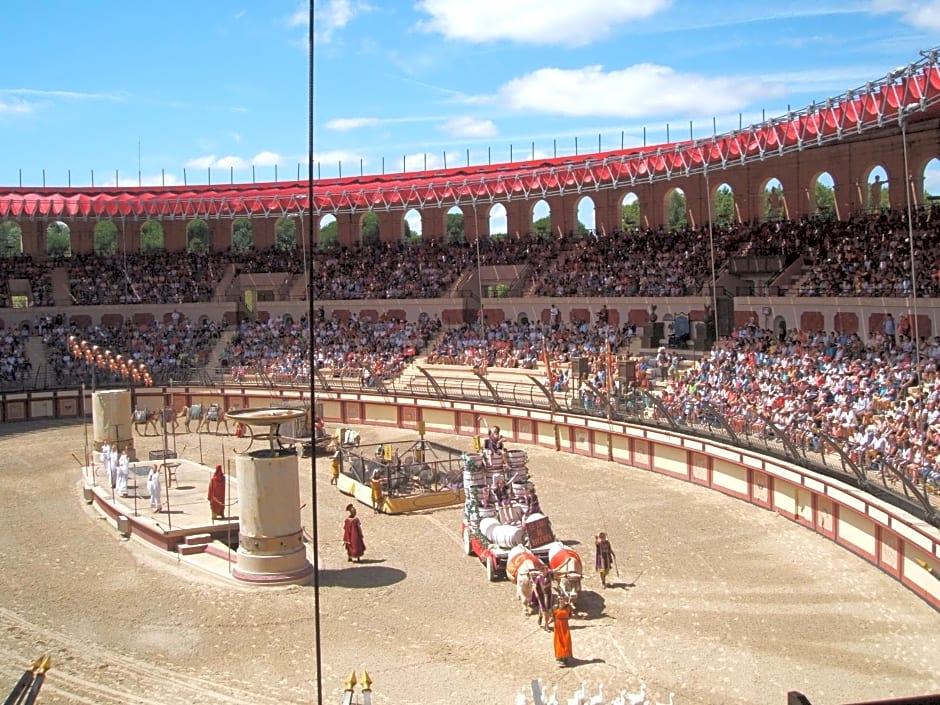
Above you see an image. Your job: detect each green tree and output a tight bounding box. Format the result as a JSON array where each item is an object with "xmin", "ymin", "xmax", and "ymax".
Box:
[
  {"xmin": 46, "ymin": 221, "xmax": 71, "ymax": 256},
  {"xmin": 187, "ymin": 218, "xmax": 210, "ymax": 253},
  {"xmin": 318, "ymin": 219, "xmax": 338, "ymax": 247},
  {"xmin": 276, "ymin": 216, "xmax": 298, "ymax": 250},
  {"xmin": 361, "ymin": 212, "xmax": 379, "ymax": 245},
  {"xmin": 714, "ymin": 186, "xmax": 735, "ymax": 226},
  {"xmin": 403, "ymin": 218, "xmax": 423, "ymax": 244},
  {"xmin": 667, "ymin": 190, "xmax": 687, "ymax": 229},
  {"xmin": 94, "ymin": 221, "xmax": 119, "ymax": 254},
  {"xmin": 621, "ymin": 200, "xmax": 640, "ymax": 229},
  {"xmin": 446, "ymin": 212, "xmax": 464, "ymax": 242},
  {"xmin": 141, "ymin": 220, "xmax": 164, "ymax": 252},
  {"xmin": 814, "ymin": 181, "xmax": 835, "ymax": 218},
  {"xmin": 764, "ymin": 186, "xmax": 786, "ymax": 221},
  {"xmin": 232, "ymin": 217, "xmax": 253, "ymax": 252},
  {"xmin": 0, "ymin": 221, "xmax": 23, "ymax": 257},
  {"xmin": 533, "ymin": 215, "xmax": 552, "ymax": 237}
]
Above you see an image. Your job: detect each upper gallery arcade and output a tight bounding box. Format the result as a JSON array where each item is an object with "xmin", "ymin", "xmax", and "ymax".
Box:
[{"xmin": 2, "ymin": 56, "xmax": 940, "ymax": 256}]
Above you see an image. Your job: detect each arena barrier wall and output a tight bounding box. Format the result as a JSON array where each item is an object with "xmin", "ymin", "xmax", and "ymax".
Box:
[{"xmin": 7, "ymin": 383, "xmax": 939, "ymax": 610}]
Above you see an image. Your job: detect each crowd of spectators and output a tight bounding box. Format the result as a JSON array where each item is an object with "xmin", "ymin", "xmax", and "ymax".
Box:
[
  {"xmin": 219, "ymin": 312, "xmax": 443, "ymax": 384},
  {"xmin": 0, "ymin": 328, "xmax": 30, "ymax": 385},
  {"xmin": 0, "ymin": 255, "xmax": 53, "ymax": 307},
  {"xmin": 661, "ymin": 322, "xmax": 940, "ymax": 488},
  {"xmin": 39, "ymin": 313, "xmax": 224, "ymax": 385},
  {"xmin": 426, "ymin": 316, "xmax": 632, "ymax": 373},
  {"xmin": 792, "ymin": 208, "xmax": 940, "ymax": 297},
  {"xmin": 0, "ymin": 206, "xmax": 939, "ymax": 305}
]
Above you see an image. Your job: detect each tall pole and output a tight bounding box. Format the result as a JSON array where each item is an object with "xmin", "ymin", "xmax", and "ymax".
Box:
[
  {"xmin": 306, "ymin": 1, "xmax": 325, "ymax": 703},
  {"xmin": 704, "ymin": 171, "xmax": 720, "ymax": 343},
  {"xmin": 473, "ymin": 202, "xmax": 484, "ymax": 327},
  {"xmin": 901, "ymin": 105, "xmax": 921, "ymax": 371}
]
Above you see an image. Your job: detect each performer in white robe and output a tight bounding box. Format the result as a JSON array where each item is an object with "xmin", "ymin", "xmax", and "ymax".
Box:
[
  {"xmin": 101, "ymin": 442, "xmax": 115, "ymax": 489},
  {"xmin": 147, "ymin": 465, "xmax": 162, "ymax": 512},
  {"xmin": 116, "ymin": 450, "xmax": 130, "ymax": 497},
  {"xmin": 110, "ymin": 447, "xmax": 120, "ymax": 488}
]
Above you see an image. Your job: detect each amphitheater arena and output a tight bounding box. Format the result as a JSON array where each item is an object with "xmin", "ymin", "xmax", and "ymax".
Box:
[{"xmin": 1, "ymin": 53, "xmax": 940, "ymax": 705}]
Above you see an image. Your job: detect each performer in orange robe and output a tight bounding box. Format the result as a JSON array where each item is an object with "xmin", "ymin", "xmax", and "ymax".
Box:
[
  {"xmin": 553, "ymin": 597, "xmax": 573, "ymax": 666},
  {"xmin": 208, "ymin": 465, "xmax": 226, "ymax": 520},
  {"xmin": 343, "ymin": 504, "xmax": 366, "ymax": 562}
]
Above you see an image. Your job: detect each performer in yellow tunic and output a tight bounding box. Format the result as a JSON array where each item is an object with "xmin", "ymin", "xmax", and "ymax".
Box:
[
  {"xmin": 370, "ymin": 475, "xmax": 383, "ymax": 514},
  {"xmin": 330, "ymin": 451, "xmax": 341, "ymax": 485},
  {"xmin": 553, "ymin": 597, "xmax": 573, "ymax": 666}
]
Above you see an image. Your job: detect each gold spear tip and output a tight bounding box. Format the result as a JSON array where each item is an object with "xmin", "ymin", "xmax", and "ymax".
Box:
[
  {"xmin": 361, "ymin": 671, "xmax": 372, "ymax": 690},
  {"xmin": 36, "ymin": 655, "xmax": 52, "ymax": 673},
  {"xmin": 30, "ymin": 656, "xmax": 45, "ymax": 671},
  {"xmin": 344, "ymin": 670, "xmax": 358, "ymax": 690}
]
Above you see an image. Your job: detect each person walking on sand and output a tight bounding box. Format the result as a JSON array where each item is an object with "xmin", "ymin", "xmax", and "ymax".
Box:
[
  {"xmin": 343, "ymin": 504, "xmax": 366, "ymax": 562},
  {"xmin": 147, "ymin": 465, "xmax": 162, "ymax": 512},
  {"xmin": 553, "ymin": 596, "xmax": 573, "ymax": 667},
  {"xmin": 208, "ymin": 464, "xmax": 226, "ymax": 520},
  {"xmin": 116, "ymin": 449, "xmax": 130, "ymax": 497},
  {"xmin": 595, "ymin": 531, "xmax": 616, "ymax": 588}
]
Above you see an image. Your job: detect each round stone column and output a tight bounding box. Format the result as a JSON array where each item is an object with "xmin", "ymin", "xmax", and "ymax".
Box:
[
  {"xmin": 92, "ymin": 389, "xmax": 136, "ymax": 459},
  {"xmin": 232, "ymin": 448, "xmax": 314, "ymax": 585}
]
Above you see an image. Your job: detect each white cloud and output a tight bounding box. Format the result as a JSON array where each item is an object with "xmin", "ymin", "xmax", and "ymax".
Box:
[
  {"xmin": 0, "ymin": 87, "xmax": 123, "ymax": 102},
  {"xmin": 404, "ymin": 210, "xmax": 422, "ymax": 234},
  {"xmin": 415, "ymin": 0, "xmax": 672, "ymax": 46},
  {"xmin": 185, "ymin": 155, "xmax": 219, "ymax": 169},
  {"xmin": 0, "ymin": 99, "xmax": 33, "ymax": 115},
  {"xmin": 925, "ymin": 161, "xmax": 940, "ymax": 195},
  {"xmin": 291, "ymin": 0, "xmax": 371, "ymax": 42},
  {"xmin": 325, "ymin": 117, "xmax": 381, "ymax": 130},
  {"xmin": 252, "ymin": 151, "xmax": 282, "ymax": 166},
  {"xmin": 439, "ymin": 116, "xmax": 498, "ymax": 139},
  {"xmin": 185, "ymin": 154, "xmax": 250, "ymax": 169},
  {"xmin": 403, "ymin": 152, "xmax": 445, "ymax": 171},
  {"xmin": 494, "ymin": 64, "xmax": 783, "ymax": 119},
  {"xmin": 871, "ymin": 0, "xmax": 940, "ymax": 31},
  {"xmin": 229, "ymin": 131, "xmax": 243, "ymax": 144}
]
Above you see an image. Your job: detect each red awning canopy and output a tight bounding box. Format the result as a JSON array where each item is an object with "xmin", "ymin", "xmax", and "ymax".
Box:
[{"xmin": 1, "ymin": 66, "xmax": 938, "ymax": 220}]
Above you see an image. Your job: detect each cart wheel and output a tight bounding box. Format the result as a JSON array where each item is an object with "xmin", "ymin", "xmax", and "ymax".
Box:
[
  {"xmin": 462, "ymin": 527, "xmax": 473, "ymax": 556},
  {"xmin": 485, "ymin": 555, "xmax": 497, "ymax": 582}
]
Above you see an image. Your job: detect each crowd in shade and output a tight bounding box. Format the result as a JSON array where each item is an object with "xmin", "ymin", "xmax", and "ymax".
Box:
[
  {"xmin": 792, "ymin": 209, "xmax": 940, "ymax": 297},
  {"xmin": 0, "ymin": 328, "xmax": 30, "ymax": 383},
  {"xmin": 0, "ymin": 205, "xmax": 938, "ymax": 306},
  {"xmin": 219, "ymin": 312, "xmax": 444, "ymax": 384},
  {"xmin": 661, "ymin": 323, "xmax": 940, "ymax": 488},
  {"xmin": 37, "ymin": 313, "xmax": 224, "ymax": 385},
  {"xmin": 528, "ymin": 218, "xmax": 813, "ymax": 298},
  {"xmin": 0, "ymin": 255, "xmax": 53, "ymax": 307}
]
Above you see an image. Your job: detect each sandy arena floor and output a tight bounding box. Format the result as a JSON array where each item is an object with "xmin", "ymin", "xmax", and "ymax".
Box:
[{"xmin": 0, "ymin": 418, "xmax": 938, "ymax": 705}]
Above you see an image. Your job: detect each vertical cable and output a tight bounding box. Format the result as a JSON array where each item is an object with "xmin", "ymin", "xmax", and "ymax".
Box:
[{"xmin": 306, "ymin": 2, "xmax": 324, "ymax": 704}]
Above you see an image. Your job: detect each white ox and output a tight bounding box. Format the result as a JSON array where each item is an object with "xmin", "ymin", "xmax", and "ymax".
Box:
[
  {"xmin": 550, "ymin": 549, "xmax": 583, "ymax": 614},
  {"xmin": 514, "ymin": 560, "xmax": 541, "ymax": 616}
]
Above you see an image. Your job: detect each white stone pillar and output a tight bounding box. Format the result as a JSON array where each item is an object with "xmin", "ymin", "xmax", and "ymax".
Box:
[
  {"xmin": 233, "ymin": 449, "xmax": 314, "ymax": 585},
  {"xmin": 92, "ymin": 389, "xmax": 136, "ymax": 459}
]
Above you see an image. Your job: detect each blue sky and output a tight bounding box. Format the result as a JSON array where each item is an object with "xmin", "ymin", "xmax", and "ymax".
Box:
[{"xmin": 1, "ymin": 0, "xmax": 939, "ymax": 195}]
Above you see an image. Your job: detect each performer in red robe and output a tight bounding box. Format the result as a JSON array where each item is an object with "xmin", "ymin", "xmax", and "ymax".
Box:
[
  {"xmin": 553, "ymin": 597, "xmax": 573, "ymax": 666},
  {"xmin": 343, "ymin": 504, "xmax": 366, "ymax": 562},
  {"xmin": 208, "ymin": 465, "xmax": 226, "ymax": 520}
]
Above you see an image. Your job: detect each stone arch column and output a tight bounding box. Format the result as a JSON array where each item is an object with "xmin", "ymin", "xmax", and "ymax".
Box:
[
  {"xmin": 592, "ymin": 189, "xmax": 619, "ymax": 235},
  {"xmin": 252, "ymin": 217, "xmax": 276, "ymax": 250},
  {"xmin": 335, "ymin": 213, "xmax": 359, "ymax": 247},
  {"xmin": 377, "ymin": 211, "xmax": 403, "ymax": 243},
  {"xmin": 212, "ymin": 217, "xmax": 234, "ymax": 252},
  {"xmin": 67, "ymin": 220, "xmax": 95, "ymax": 255},
  {"xmin": 545, "ymin": 194, "xmax": 580, "ymax": 236},
  {"xmin": 505, "ymin": 201, "xmax": 529, "ymax": 238}
]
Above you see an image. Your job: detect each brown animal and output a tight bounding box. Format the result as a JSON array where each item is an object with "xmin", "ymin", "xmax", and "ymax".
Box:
[{"xmin": 133, "ymin": 408, "xmax": 160, "ymax": 436}]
